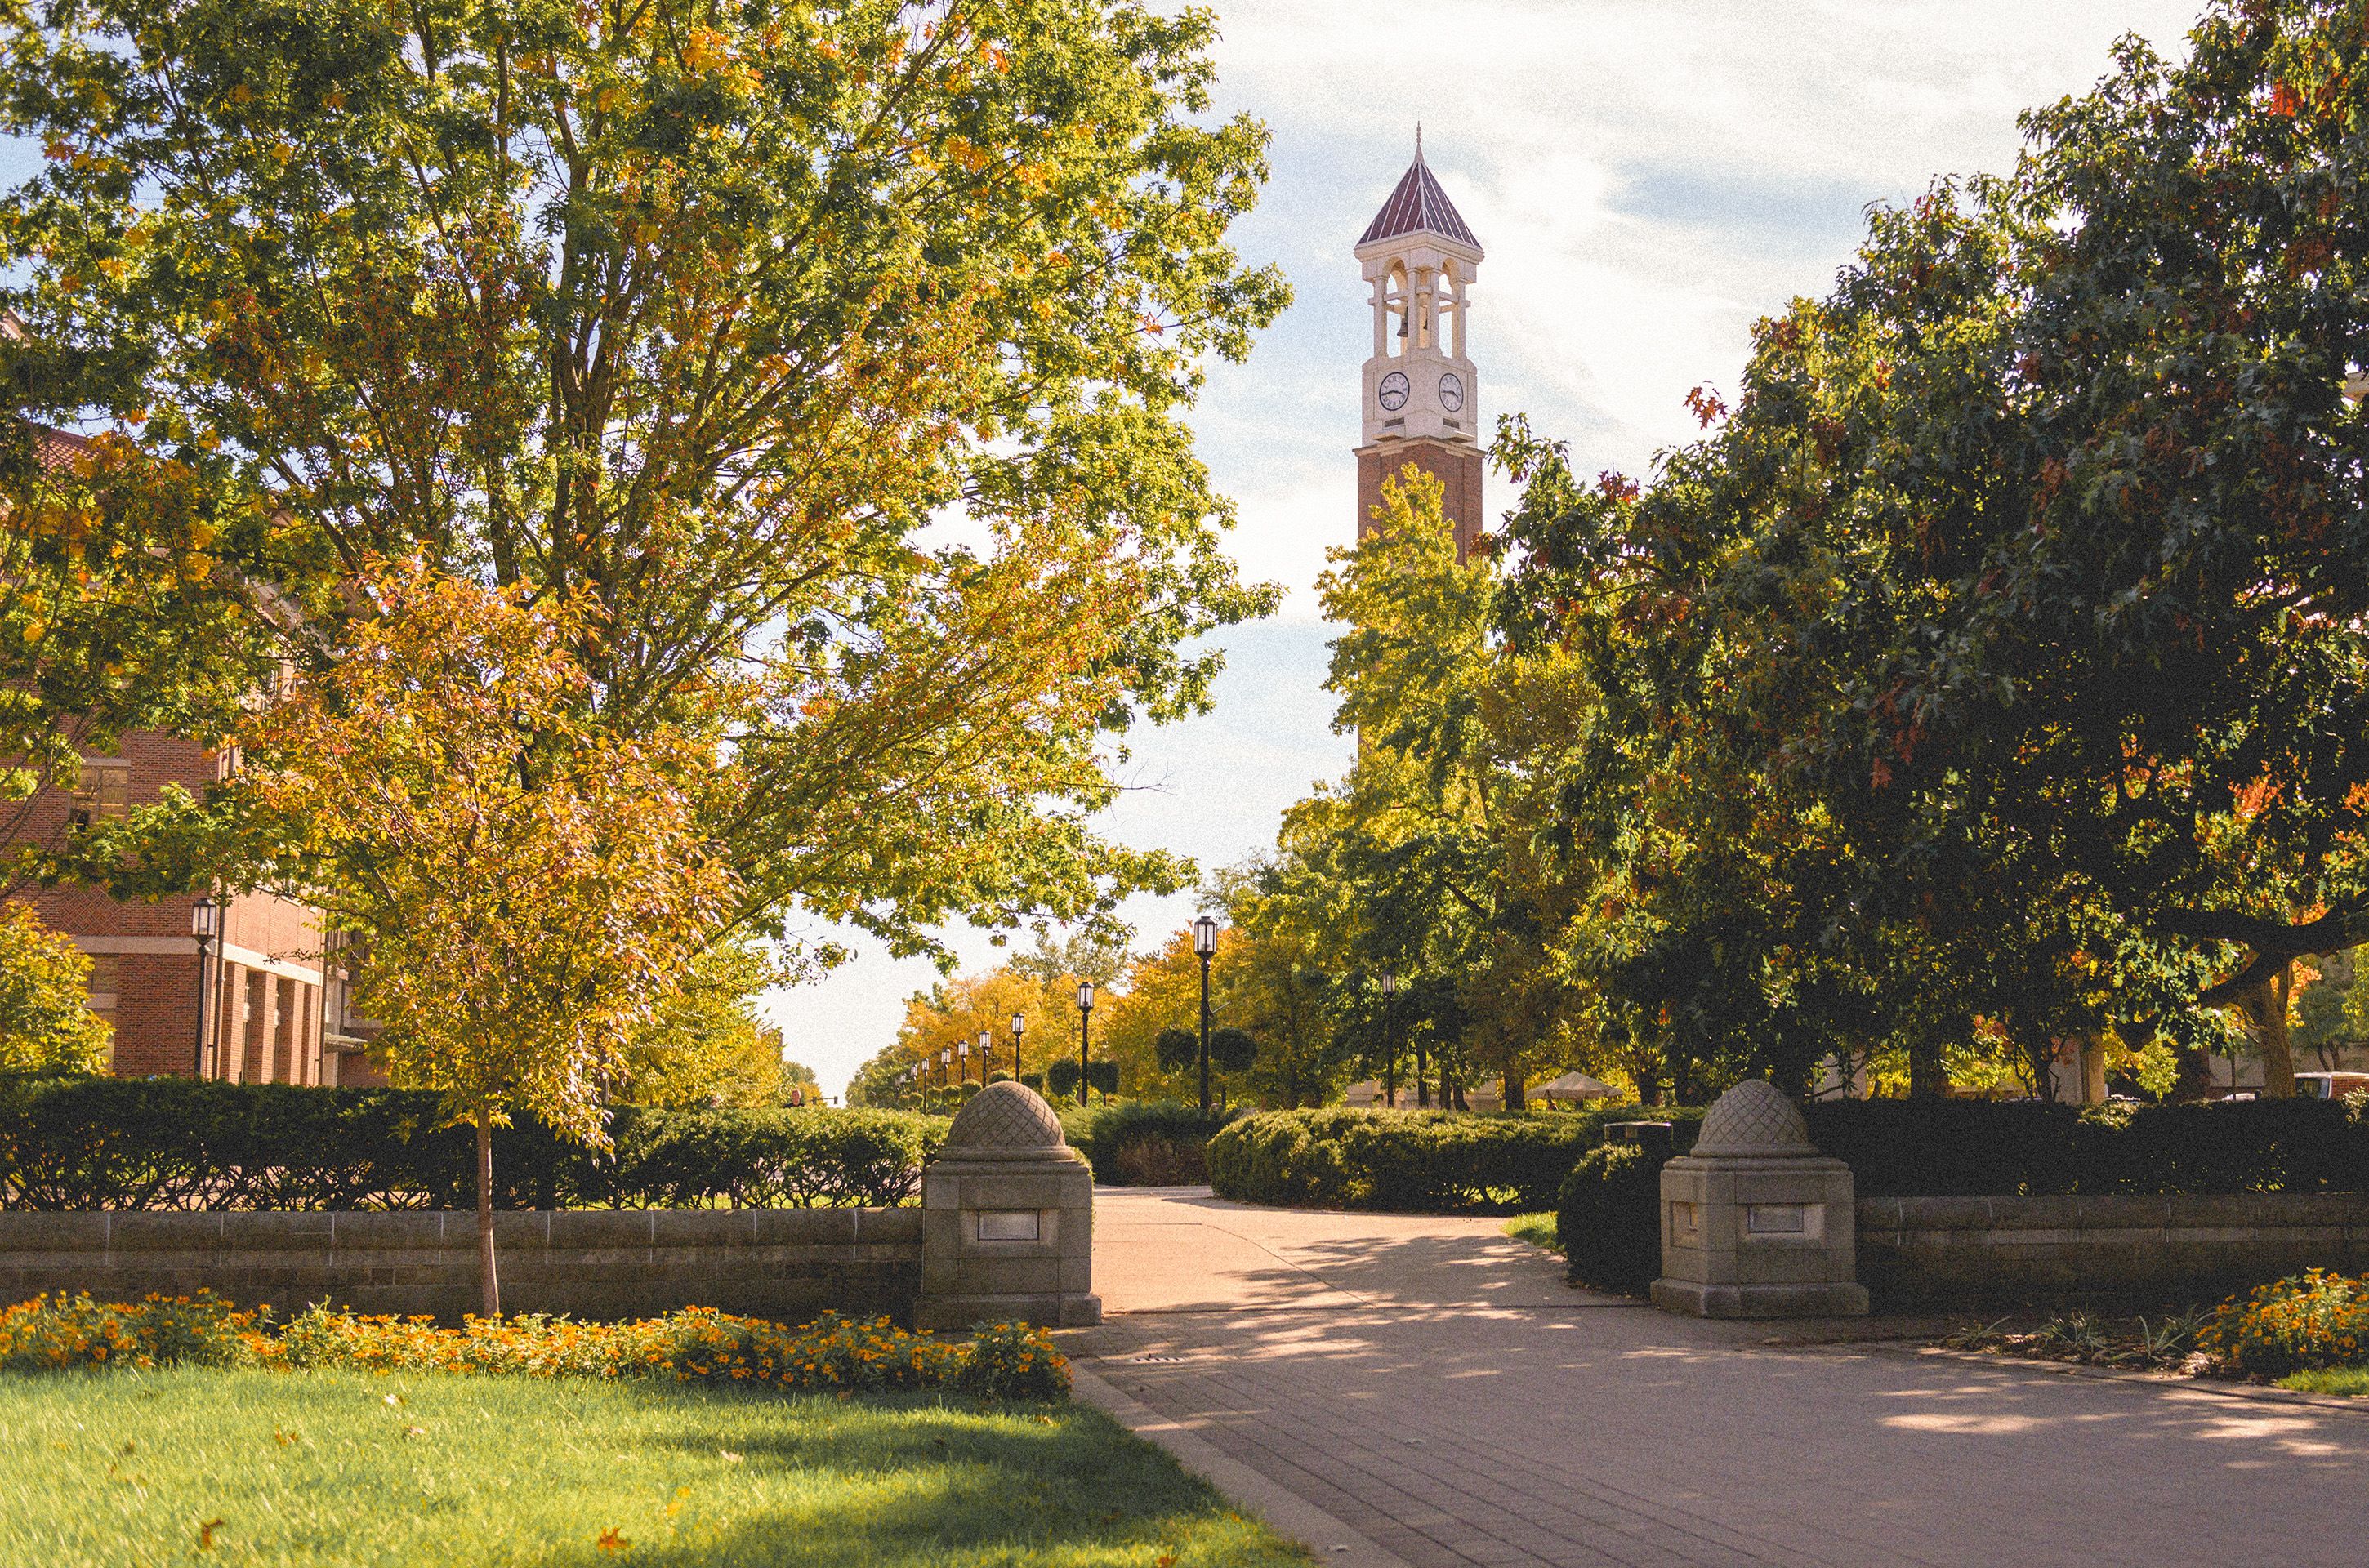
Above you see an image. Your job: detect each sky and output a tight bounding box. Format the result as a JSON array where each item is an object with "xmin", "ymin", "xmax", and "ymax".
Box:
[{"xmin": 769, "ymin": 0, "xmax": 2210, "ymax": 1098}]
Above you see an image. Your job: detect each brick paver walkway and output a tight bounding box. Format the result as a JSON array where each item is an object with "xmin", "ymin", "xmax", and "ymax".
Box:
[{"xmin": 1071, "ymin": 1187, "xmax": 2369, "ymax": 1568}]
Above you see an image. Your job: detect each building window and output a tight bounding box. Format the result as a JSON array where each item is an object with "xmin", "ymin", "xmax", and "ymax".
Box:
[
  {"xmin": 69, "ymin": 759, "xmax": 130, "ymax": 828},
  {"xmin": 85, "ymin": 954, "xmax": 118, "ymax": 1068}
]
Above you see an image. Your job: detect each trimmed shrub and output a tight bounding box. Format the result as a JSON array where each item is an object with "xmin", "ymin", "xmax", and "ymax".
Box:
[
  {"xmin": 1207, "ymin": 1106, "xmax": 1702, "ymax": 1214},
  {"xmin": 1079, "ymin": 1100, "xmax": 1240, "ymax": 1186},
  {"xmin": 2199, "ymin": 1270, "xmax": 2369, "ymax": 1374},
  {"xmin": 1556, "ymin": 1143, "xmax": 1671, "ymax": 1295},
  {"xmin": 1804, "ymin": 1097, "xmax": 2369, "ymax": 1196},
  {"xmin": 0, "ymin": 1076, "xmax": 944, "ymax": 1209}
]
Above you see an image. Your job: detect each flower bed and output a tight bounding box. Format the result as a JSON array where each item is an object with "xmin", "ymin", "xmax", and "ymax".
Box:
[
  {"xmin": 0, "ymin": 1292, "xmax": 1068, "ymax": 1400},
  {"xmin": 2197, "ymin": 1270, "xmax": 2369, "ymax": 1377}
]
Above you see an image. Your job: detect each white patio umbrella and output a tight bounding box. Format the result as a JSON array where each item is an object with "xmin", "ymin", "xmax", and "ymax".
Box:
[{"xmin": 1532, "ymin": 1071, "xmax": 1617, "ymax": 1104}]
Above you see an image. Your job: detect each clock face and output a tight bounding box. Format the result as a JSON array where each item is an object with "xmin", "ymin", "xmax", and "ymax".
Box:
[
  {"xmin": 1376, "ymin": 370, "xmax": 1411, "ymax": 412},
  {"xmin": 1439, "ymin": 372, "xmax": 1466, "ymax": 413}
]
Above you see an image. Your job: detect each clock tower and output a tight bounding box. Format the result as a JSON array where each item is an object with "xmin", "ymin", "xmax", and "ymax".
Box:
[{"xmin": 1354, "ymin": 137, "xmax": 1485, "ymax": 557}]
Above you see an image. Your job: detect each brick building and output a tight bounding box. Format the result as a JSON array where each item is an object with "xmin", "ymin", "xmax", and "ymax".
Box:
[
  {"xmin": 6, "ymin": 415, "xmax": 376, "ymax": 1085},
  {"xmin": 15, "ymin": 731, "xmax": 379, "ymax": 1085}
]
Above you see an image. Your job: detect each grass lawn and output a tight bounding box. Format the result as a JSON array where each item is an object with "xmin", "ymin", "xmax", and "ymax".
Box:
[
  {"xmin": 2278, "ymin": 1365, "xmax": 2369, "ymax": 1396},
  {"xmin": 0, "ymin": 1366, "xmax": 1312, "ymax": 1567},
  {"xmin": 1502, "ymin": 1213, "xmax": 1557, "ymax": 1253}
]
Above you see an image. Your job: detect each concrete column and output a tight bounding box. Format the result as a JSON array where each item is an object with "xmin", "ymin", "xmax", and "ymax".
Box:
[
  {"xmin": 917, "ymin": 1082, "xmax": 1100, "ymax": 1330},
  {"xmin": 1653, "ymin": 1079, "xmax": 1867, "ymax": 1319}
]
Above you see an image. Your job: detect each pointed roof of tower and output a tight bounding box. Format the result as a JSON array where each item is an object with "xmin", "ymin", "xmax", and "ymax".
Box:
[{"xmin": 1357, "ymin": 134, "xmax": 1480, "ymax": 252}]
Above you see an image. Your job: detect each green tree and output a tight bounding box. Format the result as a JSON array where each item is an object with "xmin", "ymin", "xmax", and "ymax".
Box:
[
  {"xmin": 621, "ymin": 936, "xmax": 788, "ymax": 1108},
  {"xmin": 236, "ymin": 565, "xmax": 732, "ymax": 1316},
  {"xmin": 1, "ymin": 0, "xmax": 1287, "ymax": 956},
  {"xmin": 1492, "ymin": 0, "xmax": 2369, "ymax": 1101},
  {"xmin": 0, "ymin": 900, "xmax": 110, "ymax": 1072}
]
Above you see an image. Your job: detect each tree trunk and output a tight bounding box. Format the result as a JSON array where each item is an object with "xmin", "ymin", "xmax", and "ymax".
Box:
[
  {"xmin": 475, "ymin": 1103, "xmax": 500, "ymax": 1320},
  {"xmin": 1907, "ymin": 1039, "xmax": 1946, "ymax": 1100},
  {"xmin": 1502, "ymin": 1067, "xmax": 1526, "ymax": 1113},
  {"xmin": 2255, "ymin": 962, "xmax": 2299, "ymax": 1099}
]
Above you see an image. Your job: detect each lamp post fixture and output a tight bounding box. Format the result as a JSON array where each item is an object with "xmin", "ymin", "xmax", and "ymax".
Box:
[
  {"xmin": 1379, "ymin": 971, "xmax": 1399, "ymax": 1108},
  {"xmin": 1193, "ymin": 915, "xmax": 1218, "ymax": 1116},
  {"xmin": 1010, "ymin": 1011, "xmax": 1026, "ymax": 1083},
  {"xmin": 1076, "ymin": 981, "xmax": 1095, "ymax": 1106},
  {"xmin": 190, "ymin": 895, "xmax": 221, "ymax": 1078},
  {"xmin": 975, "ymin": 1027, "xmax": 990, "ymax": 1083}
]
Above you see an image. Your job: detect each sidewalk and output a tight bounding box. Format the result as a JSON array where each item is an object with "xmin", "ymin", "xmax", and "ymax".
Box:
[{"xmin": 1071, "ymin": 1187, "xmax": 2369, "ymax": 1568}]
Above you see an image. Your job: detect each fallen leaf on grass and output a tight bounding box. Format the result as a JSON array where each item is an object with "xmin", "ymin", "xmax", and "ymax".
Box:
[
  {"xmin": 717, "ymin": 1450, "xmax": 742, "ymax": 1464},
  {"xmin": 597, "ymin": 1526, "xmax": 630, "ymax": 1552},
  {"xmin": 197, "ymin": 1518, "xmax": 225, "ymax": 1551},
  {"xmin": 665, "ymin": 1486, "xmax": 690, "ymax": 1519},
  {"xmin": 273, "ymin": 1428, "xmax": 300, "ymax": 1446},
  {"xmin": 404, "ymin": 1426, "xmax": 426, "ymax": 1439},
  {"xmin": 382, "ymin": 1394, "xmax": 404, "ymax": 1409},
  {"xmin": 1156, "ymin": 1555, "xmax": 1176, "ymax": 1567}
]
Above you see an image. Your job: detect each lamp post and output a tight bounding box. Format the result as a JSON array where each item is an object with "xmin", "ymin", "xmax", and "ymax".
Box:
[
  {"xmin": 940, "ymin": 1046, "xmax": 953, "ymax": 1105},
  {"xmin": 975, "ymin": 1027, "xmax": 990, "ymax": 1082},
  {"xmin": 959, "ymin": 1037, "xmax": 971, "ymax": 1089},
  {"xmin": 1193, "ymin": 915, "xmax": 1217, "ymax": 1116},
  {"xmin": 190, "ymin": 895, "xmax": 221, "ymax": 1079},
  {"xmin": 1076, "ymin": 981, "xmax": 1095, "ymax": 1106},
  {"xmin": 1010, "ymin": 1010, "xmax": 1025, "ymax": 1083},
  {"xmin": 1379, "ymin": 972, "xmax": 1399, "ymax": 1108},
  {"xmin": 1410, "ymin": 971, "xmax": 1429, "ymax": 1109}
]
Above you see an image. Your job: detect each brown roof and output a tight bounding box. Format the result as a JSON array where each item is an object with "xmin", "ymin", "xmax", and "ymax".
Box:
[{"xmin": 1358, "ymin": 149, "xmax": 1480, "ymax": 252}]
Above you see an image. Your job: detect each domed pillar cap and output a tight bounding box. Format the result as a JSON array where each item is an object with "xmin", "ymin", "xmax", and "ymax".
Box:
[
  {"xmin": 941, "ymin": 1080, "xmax": 1070, "ymax": 1162},
  {"xmin": 1689, "ymin": 1079, "xmax": 1814, "ymax": 1157}
]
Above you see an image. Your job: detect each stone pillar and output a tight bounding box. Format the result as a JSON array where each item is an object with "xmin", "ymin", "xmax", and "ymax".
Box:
[
  {"xmin": 1651, "ymin": 1079, "xmax": 1868, "ymax": 1319},
  {"xmin": 917, "ymin": 1081, "xmax": 1101, "ymax": 1330}
]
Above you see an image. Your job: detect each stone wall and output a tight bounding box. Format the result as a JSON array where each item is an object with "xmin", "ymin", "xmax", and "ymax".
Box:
[
  {"xmin": 1857, "ymin": 1194, "xmax": 2369, "ymax": 1309},
  {"xmin": 0, "ymin": 1208, "xmax": 922, "ymax": 1324}
]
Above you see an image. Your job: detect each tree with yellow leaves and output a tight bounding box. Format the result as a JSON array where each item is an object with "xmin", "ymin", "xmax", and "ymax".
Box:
[{"xmin": 235, "ymin": 564, "xmax": 733, "ymax": 1316}]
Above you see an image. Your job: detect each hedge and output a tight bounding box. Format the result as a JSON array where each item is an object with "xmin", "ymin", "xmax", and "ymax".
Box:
[
  {"xmin": 1556, "ymin": 1143, "xmax": 1671, "ymax": 1294},
  {"xmin": 0, "ymin": 1076, "xmax": 944, "ymax": 1209},
  {"xmin": 1805, "ymin": 1098, "xmax": 2369, "ymax": 1196},
  {"xmin": 1205, "ymin": 1107, "xmax": 1701, "ymax": 1213},
  {"xmin": 1077, "ymin": 1100, "xmax": 1242, "ymax": 1186}
]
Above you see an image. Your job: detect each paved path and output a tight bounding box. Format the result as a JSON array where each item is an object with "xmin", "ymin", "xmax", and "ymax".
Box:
[{"xmin": 1070, "ymin": 1187, "xmax": 2369, "ymax": 1568}]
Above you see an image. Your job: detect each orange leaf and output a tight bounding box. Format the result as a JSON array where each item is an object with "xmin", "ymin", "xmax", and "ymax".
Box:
[{"xmin": 598, "ymin": 1526, "xmax": 630, "ymax": 1552}]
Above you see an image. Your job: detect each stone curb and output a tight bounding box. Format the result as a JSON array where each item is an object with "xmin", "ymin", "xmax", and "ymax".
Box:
[
  {"xmin": 1863, "ymin": 1342, "xmax": 2369, "ymax": 1417},
  {"xmin": 1067, "ymin": 1361, "xmax": 1416, "ymax": 1568}
]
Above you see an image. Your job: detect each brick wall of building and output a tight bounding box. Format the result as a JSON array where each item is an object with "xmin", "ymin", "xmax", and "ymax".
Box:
[
  {"xmin": 1357, "ymin": 439, "xmax": 1485, "ymax": 559},
  {"xmin": 11, "ymin": 728, "xmax": 333, "ymax": 1084}
]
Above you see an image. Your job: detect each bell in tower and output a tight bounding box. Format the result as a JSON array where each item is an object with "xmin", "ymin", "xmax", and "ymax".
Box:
[{"xmin": 1354, "ymin": 132, "xmax": 1485, "ymax": 558}]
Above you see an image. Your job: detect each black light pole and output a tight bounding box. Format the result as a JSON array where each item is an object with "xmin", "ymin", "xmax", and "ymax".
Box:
[
  {"xmin": 975, "ymin": 1027, "xmax": 991, "ymax": 1082},
  {"xmin": 1010, "ymin": 1010, "xmax": 1026, "ymax": 1083},
  {"xmin": 1412, "ymin": 971, "xmax": 1430, "ymax": 1109},
  {"xmin": 1193, "ymin": 915, "xmax": 1217, "ymax": 1116},
  {"xmin": 1076, "ymin": 981, "xmax": 1095, "ymax": 1106},
  {"xmin": 940, "ymin": 1046, "xmax": 953, "ymax": 1106},
  {"xmin": 190, "ymin": 895, "xmax": 221, "ymax": 1078},
  {"xmin": 1380, "ymin": 971, "xmax": 1399, "ymax": 1107}
]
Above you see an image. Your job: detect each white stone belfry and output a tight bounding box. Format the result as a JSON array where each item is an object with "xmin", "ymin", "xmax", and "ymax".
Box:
[
  {"xmin": 1355, "ymin": 131, "xmax": 1483, "ymax": 450},
  {"xmin": 1352, "ymin": 132, "xmax": 1487, "ymax": 557},
  {"xmin": 1651, "ymin": 1080, "xmax": 1868, "ymax": 1319}
]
